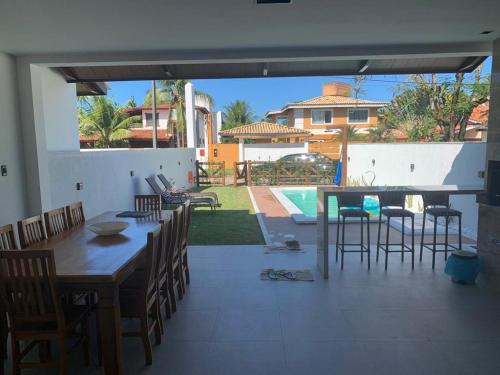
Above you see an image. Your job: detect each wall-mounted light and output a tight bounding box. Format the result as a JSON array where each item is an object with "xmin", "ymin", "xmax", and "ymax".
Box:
[
  {"xmin": 371, "ymin": 159, "xmax": 375, "ymax": 166},
  {"xmin": 358, "ymin": 60, "xmax": 370, "ymax": 73},
  {"xmin": 410, "ymin": 163, "xmax": 415, "ymax": 172},
  {"xmin": 130, "ymin": 170, "xmax": 134, "ymax": 177}
]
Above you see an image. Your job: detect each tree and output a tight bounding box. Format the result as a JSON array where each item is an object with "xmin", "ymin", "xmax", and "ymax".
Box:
[
  {"xmin": 222, "ymin": 100, "xmax": 256, "ymax": 130},
  {"xmin": 352, "ymin": 76, "xmax": 367, "ymax": 100},
  {"xmin": 79, "ymin": 96, "xmax": 141, "ymax": 148},
  {"xmin": 381, "ymin": 67, "xmax": 490, "ymax": 141},
  {"xmin": 340, "ymin": 125, "xmax": 360, "ymax": 141},
  {"xmin": 144, "ymin": 80, "xmax": 213, "ymax": 147}
]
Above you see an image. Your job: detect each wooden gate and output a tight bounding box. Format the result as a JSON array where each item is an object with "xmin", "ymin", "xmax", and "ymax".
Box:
[
  {"xmin": 248, "ymin": 160, "xmax": 338, "ymax": 186},
  {"xmin": 195, "ymin": 161, "xmax": 226, "ymax": 186},
  {"xmin": 233, "ymin": 162, "xmax": 248, "ymax": 186}
]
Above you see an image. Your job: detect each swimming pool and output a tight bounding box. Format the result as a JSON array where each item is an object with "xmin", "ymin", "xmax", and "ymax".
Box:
[{"xmin": 273, "ymin": 187, "xmax": 380, "ymax": 219}]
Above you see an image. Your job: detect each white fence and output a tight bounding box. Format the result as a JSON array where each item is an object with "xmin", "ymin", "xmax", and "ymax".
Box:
[
  {"xmin": 48, "ymin": 148, "xmax": 197, "ymax": 219},
  {"xmin": 348, "ymin": 142, "xmax": 486, "ymax": 237},
  {"xmin": 243, "ymin": 143, "xmax": 307, "ymax": 161}
]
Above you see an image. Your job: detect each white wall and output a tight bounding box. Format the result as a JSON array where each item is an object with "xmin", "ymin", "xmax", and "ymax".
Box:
[
  {"xmin": 142, "ymin": 108, "xmax": 170, "ymax": 129},
  {"xmin": 348, "ymin": 142, "xmax": 486, "ymax": 235},
  {"xmin": 47, "ymin": 148, "xmax": 197, "ymax": 219},
  {"xmin": 244, "ymin": 143, "xmax": 307, "ymax": 161},
  {"xmin": 0, "ymin": 52, "xmax": 27, "ymax": 226},
  {"xmin": 39, "ymin": 67, "xmax": 79, "ymax": 151}
]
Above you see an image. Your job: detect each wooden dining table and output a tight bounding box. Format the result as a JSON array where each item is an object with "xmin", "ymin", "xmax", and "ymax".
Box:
[{"xmin": 27, "ymin": 210, "xmax": 172, "ymax": 375}]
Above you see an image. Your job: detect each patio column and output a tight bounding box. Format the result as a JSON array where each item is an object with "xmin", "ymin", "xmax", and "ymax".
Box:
[
  {"xmin": 216, "ymin": 111, "xmax": 223, "ymax": 143},
  {"xmin": 239, "ymin": 139, "xmax": 245, "ymax": 161},
  {"xmin": 185, "ymin": 82, "xmax": 196, "ymax": 148},
  {"xmin": 477, "ymin": 38, "xmax": 500, "ymax": 280}
]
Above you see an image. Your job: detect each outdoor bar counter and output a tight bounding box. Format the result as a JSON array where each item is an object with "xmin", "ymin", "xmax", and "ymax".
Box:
[{"xmin": 317, "ymin": 185, "xmax": 485, "ymax": 278}]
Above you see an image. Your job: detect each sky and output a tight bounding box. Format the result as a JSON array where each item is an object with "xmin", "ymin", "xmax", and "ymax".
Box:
[{"xmin": 107, "ymin": 58, "xmax": 492, "ymax": 119}]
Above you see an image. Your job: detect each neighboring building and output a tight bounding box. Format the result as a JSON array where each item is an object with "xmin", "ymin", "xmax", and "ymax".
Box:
[
  {"xmin": 219, "ymin": 121, "xmax": 311, "ymax": 143},
  {"xmin": 80, "ymin": 101, "xmax": 211, "ymax": 149},
  {"xmin": 266, "ymin": 82, "xmax": 388, "ymax": 145},
  {"xmin": 462, "ymin": 101, "xmax": 489, "ymax": 141}
]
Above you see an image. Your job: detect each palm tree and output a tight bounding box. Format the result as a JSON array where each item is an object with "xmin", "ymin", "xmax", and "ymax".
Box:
[
  {"xmin": 146, "ymin": 80, "xmax": 213, "ymax": 147},
  {"xmin": 340, "ymin": 125, "xmax": 360, "ymax": 141},
  {"xmin": 222, "ymin": 100, "xmax": 256, "ymax": 130},
  {"xmin": 79, "ymin": 96, "xmax": 141, "ymax": 148}
]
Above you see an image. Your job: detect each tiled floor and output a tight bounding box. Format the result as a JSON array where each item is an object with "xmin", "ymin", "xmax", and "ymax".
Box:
[{"xmin": 10, "ymin": 244, "xmax": 500, "ymax": 375}]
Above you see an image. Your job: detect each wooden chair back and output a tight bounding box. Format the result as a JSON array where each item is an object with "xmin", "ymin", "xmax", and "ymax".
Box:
[
  {"xmin": 170, "ymin": 206, "xmax": 184, "ymax": 262},
  {"xmin": 144, "ymin": 227, "xmax": 162, "ymax": 294},
  {"xmin": 157, "ymin": 217, "xmax": 172, "ymax": 276},
  {"xmin": 17, "ymin": 215, "xmax": 47, "ymax": 249},
  {"xmin": 181, "ymin": 200, "xmax": 191, "ymax": 250},
  {"xmin": 66, "ymin": 201, "xmax": 85, "ymax": 227},
  {"xmin": 0, "ymin": 224, "xmax": 18, "ymax": 250},
  {"xmin": 0, "ymin": 249, "xmax": 64, "ymax": 333},
  {"xmin": 44, "ymin": 207, "xmax": 69, "ymax": 237},
  {"xmin": 135, "ymin": 195, "xmax": 162, "ymax": 212}
]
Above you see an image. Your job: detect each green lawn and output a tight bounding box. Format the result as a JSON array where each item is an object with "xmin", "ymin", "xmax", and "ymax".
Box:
[{"xmin": 188, "ymin": 186, "xmax": 265, "ymax": 245}]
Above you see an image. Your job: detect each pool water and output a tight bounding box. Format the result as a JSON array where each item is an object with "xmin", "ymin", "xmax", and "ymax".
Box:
[{"xmin": 281, "ymin": 188, "xmax": 380, "ymax": 218}]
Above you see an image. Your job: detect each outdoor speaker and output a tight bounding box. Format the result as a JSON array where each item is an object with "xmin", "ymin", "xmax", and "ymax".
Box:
[{"xmin": 487, "ymin": 160, "xmax": 500, "ymax": 206}]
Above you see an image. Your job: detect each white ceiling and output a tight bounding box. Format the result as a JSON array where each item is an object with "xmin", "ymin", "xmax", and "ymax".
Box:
[{"xmin": 1, "ymin": 0, "xmax": 499, "ymax": 56}]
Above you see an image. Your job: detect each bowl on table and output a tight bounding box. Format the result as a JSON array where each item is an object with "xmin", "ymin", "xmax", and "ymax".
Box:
[{"xmin": 87, "ymin": 221, "xmax": 129, "ymax": 236}]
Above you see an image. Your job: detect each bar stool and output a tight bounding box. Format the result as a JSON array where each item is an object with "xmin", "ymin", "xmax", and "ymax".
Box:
[
  {"xmin": 376, "ymin": 192, "xmax": 415, "ymax": 270},
  {"xmin": 419, "ymin": 192, "xmax": 462, "ymax": 270},
  {"xmin": 335, "ymin": 193, "xmax": 370, "ymax": 270}
]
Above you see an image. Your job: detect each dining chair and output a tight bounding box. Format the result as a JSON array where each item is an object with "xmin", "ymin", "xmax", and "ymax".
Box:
[
  {"xmin": 0, "ymin": 249, "xmax": 91, "ymax": 375},
  {"xmin": 0, "ymin": 224, "xmax": 18, "ymax": 374},
  {"xmin": 135, "ymin": 194, "xmax": 162, "ymax": 212},
  {"xmin": 180, "ymin": 200, "xmax": 192, "ymax": 285},
  {"xmin": 44, "ymin": 207, "xmax": 69, "ymax": 237},
  {"xmin": 17, "ymin": 215, "xmax": 47, "ymax": 249},
  {"xmin": 171, "ymin": 205, "xmax": 186, "ymax": 299},
  {"xmin": 66, "ymin": 202, "xmax": 85, "ymax": 228},
  {"xmin": 0, "ymin": 224, "xmax": 18, "ymax": 251},
  {"xmin": 157, "ymin": 215, "xmax": 174, "ymax": 326},
  {"xmin": 119, "ymin": 226, "xmax": 163, "ymax": 365}
]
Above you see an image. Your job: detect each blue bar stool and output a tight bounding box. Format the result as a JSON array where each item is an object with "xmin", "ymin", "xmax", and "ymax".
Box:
[
  {"xmin": 420, "ymin": 192, "xmax": 462, "ymax": 270},
  {"xmin": 376, "ymin": 192, "xmax": 415, "ymax": 270},
  {"xmin": 335, "ymin": 193, "xmax": 370, "ymax": 270}
]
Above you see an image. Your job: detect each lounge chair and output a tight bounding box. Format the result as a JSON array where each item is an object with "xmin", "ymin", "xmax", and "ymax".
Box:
[
  {"xmin": 157, "ymin": 173, "xmax": 220, "ymax": 206},
  {"xmin": 145, "ymin": 176, "xmax": 216, "ymax": 213}
]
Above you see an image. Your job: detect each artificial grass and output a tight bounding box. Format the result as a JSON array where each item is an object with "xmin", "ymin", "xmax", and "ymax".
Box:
[{"xmin": 187, "ymin": 186, "xmax": 265, "ymax": 245}]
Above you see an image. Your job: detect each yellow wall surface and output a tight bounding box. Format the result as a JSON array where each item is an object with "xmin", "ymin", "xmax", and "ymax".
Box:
[
  {"xmin": 209, "ymin": 143, "xmax": 239, "ymax": 167},
  {"xmin": 302, "ymin": 108, "xmax": 378, "ymax": 129}
]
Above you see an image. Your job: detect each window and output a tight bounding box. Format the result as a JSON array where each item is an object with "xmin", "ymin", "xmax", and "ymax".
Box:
[
  {"xmin": 348, "ymin": 108, "xmax": 369, "ymax": 124},
  {"xmin": 145, "ymin": 112, "xmax": 159, "ymax": 120},
  {"xmin": 311, "ymin": 110, "xmax": 333, "ymax": 125},
  {"xmin": 276, "ymin": 116, "xmax": 288, "ymax": 125}
]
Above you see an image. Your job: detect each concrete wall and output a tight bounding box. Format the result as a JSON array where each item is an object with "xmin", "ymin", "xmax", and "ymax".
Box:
[
  {"xmin": 47, "ymin": 148, "xmax": 197, "ymax": 219},
  {"xmin": 348, "ymin": 142, "xmax": 486, "ymax": 235},
  {"xmin": 39, "ymin": 67, "xmax": 79, "ymax": 151},
  {"xmin": 142, "ymin": 108, "xmax": 170, "ymax": 128},
  {"xmin": 244, "ymin": 143, "xmax": 307, "ymax": 161},
  {"xmin": 0, "ymin": 52, "xmax": 27, "ymax": 226}
]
